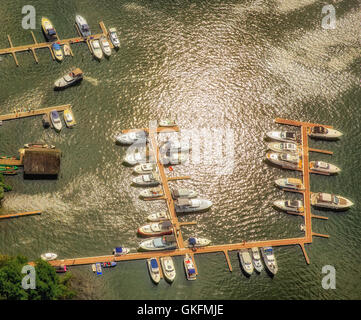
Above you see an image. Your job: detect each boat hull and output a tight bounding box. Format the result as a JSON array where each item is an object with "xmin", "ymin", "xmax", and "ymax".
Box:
[
  {"xmin": 238, "ymin": 251, "xmax": 254, "ymax": 276},
  {"xmin": 160, "ymin": 257, "xmax": 176, "ymax": 283}
]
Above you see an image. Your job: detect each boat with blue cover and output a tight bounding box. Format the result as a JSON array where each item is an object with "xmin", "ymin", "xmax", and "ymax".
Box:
[
  {"xmin": 147, "ymin": 258, "xmax": 161, "ymax": 284},
  {"xmin": 95, "ymin": 262, "xmax": 102, "ymax": 275},
  {"xmin": 112, "ymin": 247, "xmax": 130, "ymax": 256},
  {"xmin": 52, "ymin": 43, "xmax": 63, "ymax": 61}
]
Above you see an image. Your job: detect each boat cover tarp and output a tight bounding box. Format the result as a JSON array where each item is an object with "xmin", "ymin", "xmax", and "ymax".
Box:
[
  {"xmin": 189, "ymin": 268, "xmax": 195, "ymax": 274},
  {"xmin": 48, "ymin": 29, "xmax": 56, "ymax": 36},
  {"xmin": 188, "ymin": 237, "xmax": 197, "ymax": 245},
  {"xmin": 52, "ymin": 43, "xmax": 61, "ymax": 49},
  {"xmin": 115, "ymin": 247, "xmax": 123, "ymax": 253},
  {"xmin": 150, "ymin": 259, "xmax": 158, "ymax": 268}
]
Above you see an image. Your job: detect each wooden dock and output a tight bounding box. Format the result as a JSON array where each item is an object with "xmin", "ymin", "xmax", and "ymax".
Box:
[
  {"xmin": 0, "ymin": 21, "xmax": 111, "ymax": 66},
  {"xmin": 29, "ymin": 119, "xmax": 335, "ymax": 273}
]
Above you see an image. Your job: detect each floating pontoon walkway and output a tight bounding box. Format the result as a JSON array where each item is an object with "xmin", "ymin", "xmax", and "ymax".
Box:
[
  {"xmin": 31, "ymin": 120, "xmax": 333, "ymax": 272},
  {"xmin": 0, "ymin": 21, "xmax": 111, "ymax": 66}
]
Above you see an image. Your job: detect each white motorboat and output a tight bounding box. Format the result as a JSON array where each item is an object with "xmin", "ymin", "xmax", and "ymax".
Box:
[
  {"xmin": 147, "ymin": 211, "xmax": 169, "ymax": 222},
  {"xmin": 275, "ymin": 178, "xmax": 305, "ymax": 191},
  {"xmin": 187, "ymin": 237, "xmax": 211, "ymax": 248},
  {"xmin": 175, "ymin": 198, "xmax": 212, "ymax": 213},
  {"xmin": 160, "ymin": 140, "xmax": 191, "ymax": 154},
  {"xmin": 132, "ymin": 172, "xmax": 160, "ymax": 187},
  {"xmin": 238, "ymin": 249, "xmax": 254, "ymax": 276},
  {"xmin": 113, "ymin": 247, "xmax": 130, "ymax": 256},
  {"xmin": 160, "ymin": 256, "xmax": 176, "ymax": 283},
  {"xmin": 309, "ymin": 161, "xmax": 340, "ymax": 174},
  {"xmin": 116, "ymin": 130, "xmax": 148, "ymax": 145},
  {"xmin": 50, "ymin": 110, "xmax": 62, "ymax": 132},
  {"xmin": 99, "ymin": 35, "xmax": 111, "ymax": 57},
  {"xmin": 139, "ymin": 235, "xmax": 177, "ymax": 251},
  {"xmin": 159, "ymin": 119, "xmax": 177, "ymax": 127},
  {"xmin": 250, "ymin": 247, "xmax": 263, "ymax": 273},
  {"xmin": 41, "ymin": 252, "xmax": 58, "ymax": 261},
  {"xmin": 133, "ymin": 163, "xmax": 157, "ymax": 174},
  {"xmin": 147, "ymin": 258, "xmax": 161, "ymax": 284},
  {"xmin": 90, "ymin": 39, "xmax": 103, "ymax": 60},
  {"xmin": 267, "ymin": 142, "xmax": 299, "ymax": 154},
  {"xmin": 184, "ymin": 254, "xmax": 196, "ymax": 280},
  {"xmin": 161, "ymin": 152, "xmax": 188, "ymax": 165},
  {"xmin": 308, "ymin": 126, "xmax": 342, "ymax": 140},
  {"xmin": 123, "ymin": 151, "xmax": 148, "ymax": 166},
  {"xmin": 140, "ymin": 187, "xmax": 164, "ymax": 199},
  {"xmin": 138, "ymin": 220, "xmax": 173, "ymax": 237},
  {"xmin": 311, "ymin": 192, "xmax": 353, "ymax": 210},
  {"xmin": 261, "ymin": 247, "xmax": 278, "ymax": 276},
  {"xmin": 266, "ymin": 130, "xmax": 298, "ymax": 143},
  {"xmin": 108, "ymin": 27, "xmax": 120, "ymax": 48},
  {"xmin": 75, "ymin": 15, "xmax": 91, "ymax": 37},
  {"xmin": 54, "ymin": 68, "xmax": 83, "ymax": 89},
  {"xmin": 266, "ymin": 152, "xmax": 301, "ymax": 169},
  {"xmin": 273, "ymin": 199, "xmax": 304, "ymax": 213},
  {"xmin": 171, "ymin": 188, "xmax": 198, "ymax": 199}
]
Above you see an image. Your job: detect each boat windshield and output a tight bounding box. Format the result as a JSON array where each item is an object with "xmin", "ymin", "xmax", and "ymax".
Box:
[
  {"xmin": 65, "ymin": 113, "xmax": 73, "ymax": 121},
  {"xmin": 316, "ymin": 161, "xmax": 329, "ymax": 169},
  {"xmin": 333, "ymin": 196, "xmax": 339, "ymax": 205},
  {"xmin": 284, "ymin": 132, "xmax": 295, "ymax": 139},
  {"xmin": 64, "ymin": 74, "xmax": 73, "ymax": 82},
  {"xmin": 190, "ymin": 199, "xmax": 201, "ymax": 207},
  {"xmin": 143, "ymin": 175, "xmax": 151, "ymax": 182},
  {"xmin": 288, "ymin": 200, "xmax": 301, "ymax": 207},
  {"xmin": 153, "ymin": 238, "xmax": 164, "ymax": 247},
  {"xmin": 82, "ymin": 24, "xmax": 89, "ymax": 31}
]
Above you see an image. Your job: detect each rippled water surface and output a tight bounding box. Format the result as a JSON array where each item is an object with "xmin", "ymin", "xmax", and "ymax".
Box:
[{"xmin": 0, "ymin": 0, "xmax": 360, "ymax": 299}]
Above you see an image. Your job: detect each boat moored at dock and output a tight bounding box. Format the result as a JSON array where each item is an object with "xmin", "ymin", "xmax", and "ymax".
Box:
[
  {"xmin": 75, "ymin": 15, "xmax": 91, "ymax": 37},
  {"xmin": 108, "ymin": 27, "xmax": 120, "ymax": 48},
  {"xmin": 275, "ymin": 178, "xmax": 304, "ymax": 191},
  {"xmin": 266, "ymin": 151, "xmax": 301, "ymax": 169},
  {"xmin": 309, "ymin": 161, "xmax": 340, "ymax": 174},
  {"xmin": 132, "ymin": 172, "xmax": 160, "ymax": 187},
  {"xmin": 171, "ymin": 188, "xmax": 198, "ymax": 199},
  {"xmin": 99, "ymin": 36, "xmax": 111, "ymax": 57},
  {"xmin": 250, "ymin": 247, "xmax": 263, "ymax": 273},
  {"xmin": 161, "ymin": 152, "xmax": 188, "ymax": 165},
  {"xmin": 50, "ymin": 110, "xmax": 62, "ymax": 132},
  {"xmin": 116, "ymin": 131, "xmax": 148, "ymax": 145},
  {"xmin": 311, "ymin": 192, "xmax": 353, "ymax": 210},
  {"xmin": 102, "ymin": 262, "xmax": 117, "ymax": 268},
  {"xmin": 139, "ymin": 235, "xmax": 177, "ymax": 251},
  {"xmin": 267, "ymin": 142, "xmax": 299, "ymax": 154},
  {"xmin": 147, "ymin": 258, "xmax": 161, "ymax": 284},
  {"xmin": 41, "ymin": 17, "xmax": 57, "ymax": 41},
  {"xmin": 266, "ymin": 130, "xmax": 297, "ymax": 143},
  {"xmin": 137, "ymin": 220, "xmax": 173, "ymax": 237},
  {"xmin": 261, "ymin": 247, "xmax": 278, "ymax": 276},
  {"xmin": 174, "ymin": 198, "xmax": 212, "ymax": 213},
  {"xmin": 238, "ymin": 249, "xmax": 254, "ymax": 276},
  {"xmin": 160, "ymin": 256, "xmax": 176, "ymax": 283},
  {"xmin": 52, "ymin": 43, "xmax": 63, "ymax": 61},
  {"xmin": 90, "ymin": 39, "xmax": 103, "ymax": 60},
  {"xmin": 160, "ymin": 140, "xmax": 191, "ymax": 154},
  {"xmin": 187, "ymin": 237, "xmax": 211, "ymax": 248},
  {"xmin": 113, "ymin": 247, "xmax": 130, "ymax": 256},
  {"xmin": 159, "ymin": 119, "xmax": 177, "ymax": 127},
  {"xmin": 273, "ymin": 199, "xmax": 304, "ymax": 213},
  {"xmin": 41, "ymin": 252, "xmax": 58, "ymax": 261},
  {"xmin": 147, "ymin": 211, "xmax": 169, "ymax": 222},
  {"xmin": 308, "ymin": 126, "xmax": 342, "ymax": 140},
  {"xmin": 184, "ymin": 254, "xmax": 196, "ymax": 280},
  {"xmin": 140, "ymin": 187, "xmax": 164, "ymax": 199},
  {"xmin": 133, "ymin": 163, "xmax": 157, "ymax": 175}
]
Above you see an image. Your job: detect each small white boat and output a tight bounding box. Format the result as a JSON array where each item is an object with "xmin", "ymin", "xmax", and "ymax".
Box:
[
  {"xmin": 99, "ymin": 35, "xmax": 111, "ymax": 57},
  {"xmin": 266, "ymin": 152, "xmax": 301, "ymax": 169},
  {"xmin": 159, "ymin": 119, "xmax": 177, "ymax": 127},
  {"xmin": 187, "ymin": 237, "xmax": 211, "ymax": 248},
  {"xmin": 171, "ymin": 188, "xmax": 198, "ymax": 199},
  {"xmin": 133, "ymin": 163, "xmax": 157, "ymax": 174},
  {"xmin": 275, "ymin": 178, "xmax": 305, "ymax": 191},
  {"xmin": 54, "ymin": 68, "xmax": 83, "ymax": 89},
  {"xmin": 41, "ymin": 252, "xmax": 58, "ymax": 261},
  {"xmin": 261, "ymin": 247, "xmax": 278, "ymax": 276},
  {"xmin": 250, "ymin": 247, "xmax": 263, "ymax": 273},
  {"xmin": 274, "ymin": 199, "xmax": 304, "ymax": 213},
  {"xmin": 309, "ymin": 161, "xmax": 340, "ymax": 174},
  {"xmin": 116, "ymin": 131, "xmax": 147, "ymax": 145},
  {"xmin": 63, "ymin": 44, "xmax": 71, "ymax": 56},
  {"xmin": 266, "ymin": 130, "xmax": 297, "ymax": 143},
  {"xmin": 50, "ymin": 110, "xmax": 62, "ymax": 132},
  {"xmin": 113, "ymin": 247, "xmax": 130, "ymax": 256},
  {"xmin": 132, "ymin": 172, "xmax": 160, "ymax": 187},
  {"xmin": 267, "ymin": 142, "xmax": 299, "ymax": 154},
  {"xmin": 139, "ymin": 235, "xmax": 177, "ymax": 251},
  {"xmin": 147, "ymin": 258, "xmax": 161, "ymax": 284},
  {"xmin": 109, "ymin": 28, "xmax": 120, "ymax": 48},
  {"xmin": 161, "ymin": 152, "xmax": 188, "ymax": 165},
  {"xmin": 90, "ymin": 39, "xmax": 103, "ymax": 60},
  {"xmin": 311, "ymin": 192, "xmax": 353, "ymax": 210},
  {"xmin": 75, "ymin": 15, "xmax": 91, "ymax": 37},
  {"xmin": 138, "ymin": 220, "xmax": 173, "ymax": 237},
  {"xmin": 160, "ymin": 257, "xmax": 176, "ymax": 283},
  {"xmin": 123, "ymin": 151, "xmax": 147, "ymax": 166},
  {"xmin": 147, "ymin": 211, "xmax": 169, "ymax": 222},
  {"xmin": 140, "ymin": 187, "xmax": 164, "ymax": 199},
  {"xmin": 238, "ymin": 249, "xmax": 254, "ymax": 276},
  {"xmin": 160, "ymin": 140, "xmax": 191, "ymax": 154},
  {"xmin": 309, "ymin": 126, "xmax": 342, "ymax": 140},
  {"xmin": 184, "ymin": 254, "xmax": 196, "ymax": 280},
  {"xmin": 175, "ymin": 198, "xmax": 212, "ymax": 213}
]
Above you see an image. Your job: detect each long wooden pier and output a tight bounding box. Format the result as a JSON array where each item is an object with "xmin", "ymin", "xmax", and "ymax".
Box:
[
  {"xmin": 31, "ymin": 120, "xmax": 334, "ymax": 274},
  {"xmin": 0, "ymin": 211, "xmax": 41, "ymax": 220},
  {"xmin": 0, "ymin": 21, "xmax": 111, "ymax": 66}
]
